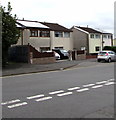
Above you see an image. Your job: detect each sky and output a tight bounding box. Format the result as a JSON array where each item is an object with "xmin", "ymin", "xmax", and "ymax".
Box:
[{"xmin": 1, "ymin": 0, "xmax": 115, "ymax": 35}]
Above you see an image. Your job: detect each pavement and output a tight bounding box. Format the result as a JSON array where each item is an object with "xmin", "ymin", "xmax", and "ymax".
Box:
[{"xmin": 2, "ymin": 58, "xmax": 97, "ymax": 76}]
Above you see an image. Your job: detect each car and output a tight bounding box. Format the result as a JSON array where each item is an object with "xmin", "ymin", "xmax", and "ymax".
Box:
[
  {"xmin": 52, "ymin": 49, "xmax": 69, "ymax": 59},
  {"xmin": 45, "ymin": 50, "xmax": 60, "ymax": 60},
  {"xmin": 97, "ymin": 50, "xmax": 116, "ymax": 62}
]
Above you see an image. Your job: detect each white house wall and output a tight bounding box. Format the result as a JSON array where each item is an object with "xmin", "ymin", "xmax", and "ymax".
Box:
[
  {"xmin": 50, "ymin": 31, "xmax": 73, "ymax": 51},
  {"xmin": 29, "ymin": 37, "xmax": 50, "ymax": 51},
  {"xmin": 89, "ymin": 35, "xmax": 102, "ymax": 54},
  {"xmin": 103, "ymin": 38, "xmax": 112, "ymax": 47},
  {"xmin": 16, "ymin": 29, "xmax": 72, "ymax": 51},
  {"xmin": 71, "ymin": 28, "xmax": 88, "ymax": 50},
  {"xmin": 113, "ymin": 39, "xmax": 116, "ymax": 46}
]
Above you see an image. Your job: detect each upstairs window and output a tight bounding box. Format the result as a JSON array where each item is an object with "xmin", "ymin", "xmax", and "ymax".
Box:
[
  {"xmin": 108, "ymin": 35, "xmax": 111, "ymax": 39},
  {"xmin": 40, "ymin": 30, "xmax": 50, "ymax": 37},
  {"xmin": 95, "ymin": 34, "xmax": 101, "ymax": 39},
  {"xmin": 64, "ymin": 32, "xmax": 70, "ymax": 38},
  {"xmin": 90, "ymin": 34, "xmax": 94, "ymax": 38},
  {"xmin": 55, "ymin": 32, "xmax": 63, "ymax": 37},
  {"xmin": 30, "ymin": 30, "xmax": 38, "ymax": 37},
  {"xmin": 103, "ymin": 35, "xmax": 107, "ymax": 39},
  {"xmin": 103, "ymin": 35, "xmax": 111, "ymax": 39}
]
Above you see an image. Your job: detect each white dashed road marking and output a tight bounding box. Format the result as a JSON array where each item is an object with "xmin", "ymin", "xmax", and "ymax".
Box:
[
  {"xmin": 108, "ymin": 79, "xmax": 115, "ymax": 82},
  {"xmin": 35, "ymin": 97, "xmax": 52, "ymax": 102},
  {"xmin": 1, "ymin": 99, "xmax": 21, "ymax": 105},
  {"xmin": 68, "ymin": 87, "xmax": 80, "ymax": 91},
  {"xmin": 77, "ymin": 88, "xmax": 89, "ymax": 92},
  {"xmin": 7, "ymin": 102, "xmax": 27, "ymax": 109},
  {"xmin": 57, "ymin": 92, "xmax": 73, "ymax": 97},
  {"xmin": 49, "ymin": 90, "xmax": 64, "ymax": 95},
  {"xmin": 83, "ymin": 84, "xmax": 95, "ymax": 87},
  {"xmin": 2, "ymin": 78, "xmax": 114, "ymax": 109},
  {"xmin": 96, "ymin": 81, "xmax": 107, "ymax": 84},
  {"xmin": 27, "ymin": 94, "xmax": 44, "ymax": 100},
  {"xmin": 105, "ymin": 82, "xmax": 115, "ymax": 86},
  {"xmin": 92, "ymin": 85, "xmax": 103, "ymax": 89}
]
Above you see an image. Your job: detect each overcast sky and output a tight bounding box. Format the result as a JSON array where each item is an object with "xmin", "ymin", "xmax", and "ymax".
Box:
[{"xmin": 1, "ymin": 0, "xmax": 115, "ymax": 35}]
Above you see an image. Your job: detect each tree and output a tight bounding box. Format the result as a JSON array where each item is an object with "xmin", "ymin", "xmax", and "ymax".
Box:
[{"xmin": 1, "ymin": 2, "xmax": 20, "ymax": 66}]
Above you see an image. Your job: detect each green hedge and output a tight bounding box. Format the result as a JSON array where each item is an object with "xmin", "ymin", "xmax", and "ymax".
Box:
[{"xmin": 103, "ymin": 46, "xmax": 116, "ymax": 53}]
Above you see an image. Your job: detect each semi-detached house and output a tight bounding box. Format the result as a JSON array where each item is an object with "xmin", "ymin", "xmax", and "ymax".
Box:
[
  {"xmin": 71, "ymin": 26, "xmax": 113, "ymax": 54},
  {"xmin": 16, "ymin": 20, "xmax": 73, "ymax": 52}
]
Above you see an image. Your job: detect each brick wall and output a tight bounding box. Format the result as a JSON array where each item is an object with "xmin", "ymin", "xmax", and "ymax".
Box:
[{"xmin": 32, "ymin": 57, "xmax": 56, "ymax": 64}]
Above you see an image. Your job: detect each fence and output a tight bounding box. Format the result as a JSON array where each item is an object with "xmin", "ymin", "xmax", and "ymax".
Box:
[
  {"xmin": 8, "ymin": 45, "xmax": 55, "ymax": 64},
  {"xmin": 8, "ymin": 45, "xmax": 29, "ymax": 63}
]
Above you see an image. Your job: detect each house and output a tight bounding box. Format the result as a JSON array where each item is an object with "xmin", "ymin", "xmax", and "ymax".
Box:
[
  {"xmin": 16, "ymin": 19, "xmax": 73, "ymax": 52},
  {"xmin": 113, "ymin": 38, "xmax": 116, "ymax": 46},
  {"xmin": 71, "ymin": 26, "xmax": 113, "ymax": 54}
]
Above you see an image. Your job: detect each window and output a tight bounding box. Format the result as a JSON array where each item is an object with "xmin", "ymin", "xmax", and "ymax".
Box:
[
  {"xmin": 108, "ymin": 35, "xmax": 111, "ymax": 39},
  {"xmin": 90, "ymin": 34, "xmax": 94, "ymax": 38},
  {"xmin": 64, "ymin": 32, "xmax": 70, "ymax": 38},
  {"xmin": 55, "ymin": 32, "xmax": 63, "ymax": 37},
  {"xmin": 30, "ymin": 30, "xmax": 38, "ymax": 37},
  {"xmin": 95, "ymin": 34, "xmax": 100, "ymax": 39},
  {"xmin": 103, "ymin": 35, "xmax": 107, "ymax": 39},
  {"xmin": 95, "ymin": 46, "xmax": 100, "ymax": 51},
  {"xmin": 81, "ymin": 47, "xmax": 86, "ymax": 50},
  {"xmin": 40, "ymin": 30, "xmax": 50, "ymax": 37}
]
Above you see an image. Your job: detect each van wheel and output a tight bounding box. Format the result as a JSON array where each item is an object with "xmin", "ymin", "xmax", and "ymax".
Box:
[{"xmin": 108, "ymin": 58, "xmax": 111, "ymax": 63}]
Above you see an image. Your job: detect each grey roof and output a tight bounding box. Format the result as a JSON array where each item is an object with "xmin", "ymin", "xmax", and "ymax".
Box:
[
  {"xmin": 77, "ymin": 26, "xmax": 102, "ymax": 34},
  {"xmin": 40, "ymin": 22, "xmax": 72, "ymax": 32}
]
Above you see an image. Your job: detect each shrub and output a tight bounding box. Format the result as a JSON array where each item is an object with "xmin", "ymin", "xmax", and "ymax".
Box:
[{"xmin": 103, "ymin": 46, "xmax": 116, "ymax": 53}]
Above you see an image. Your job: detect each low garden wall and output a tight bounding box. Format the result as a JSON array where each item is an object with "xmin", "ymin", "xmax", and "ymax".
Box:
[{"xmin": 32, "ymin": 57, "xmax": 55, "ymax": 64}]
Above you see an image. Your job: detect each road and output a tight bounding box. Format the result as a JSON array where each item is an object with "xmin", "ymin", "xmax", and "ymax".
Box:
[{"xmin": 2, "ymin": 62, "xmax": 115, "ymax": 118}]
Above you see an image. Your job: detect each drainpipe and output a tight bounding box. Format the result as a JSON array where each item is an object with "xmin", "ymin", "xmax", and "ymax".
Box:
[
  {"xmin": 86, "ymin": 34, "xmax": 89, "ymax": 55},
  {"xmin": 102, "ymin": 34, "xmax": 104, "ymax": 50},
  {"xmin": 21, "ymin": 29, "xmax": 24, "ymax": 45},
  {"xmin": 21, "ymin": 26, "xmax": 26, "ymax": 45},
  {"xmin": 111, "ymin": 34, "xmax": 113, "ymax": 46}
]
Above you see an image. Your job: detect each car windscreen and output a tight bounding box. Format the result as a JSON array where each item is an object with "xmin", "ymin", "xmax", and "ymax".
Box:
[{"xmin": 60, "ymin": 50, "xmax": 68, "ymax": 53}]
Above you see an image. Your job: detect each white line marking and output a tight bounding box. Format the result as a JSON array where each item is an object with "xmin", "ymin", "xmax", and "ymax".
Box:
[
  {"xmin": 105, "ymin": 82, "xmax": 115, "ymax": 86},
  {"xmin": 96, "ymin": 81, "xmax": 107, "ymax": 84},
  {"xmin": 92, "ymin": 85, "xmax": 103, "ymax": 89},
  {"xmin": 77, "ymin": 88, "xmax": 89, "ymax": 92},
  {"xmin": 49, "ymin": 90, "xmax": 64, "ymax": 95},
  {"xmin": 108, "ymin": 79, "xmax": 115, "ymax": 82},
  {"xmin": 68, "ymin": 87, "xmax": 80, "ymax": 91},
  {"xmin": 27, "ymin": 94, "xmax": 44, "ymax": 100},
  {"xmin": 83, "ymin": 84, "xmax": 95, "ymax": 87},
  {"xmin": 57, "ymin": 92, "xmax": 73, "ymax": 97},
  {"xmin": 7, "ymin": 102, "xmax": 27, "ymax": 109},
  {"xmin": 35, "ymin": 97, "xmax": 52, "ymax": 102},
  {"xmin": 1, "ymin": 99, "xmax": 20, "ymax": 105}
]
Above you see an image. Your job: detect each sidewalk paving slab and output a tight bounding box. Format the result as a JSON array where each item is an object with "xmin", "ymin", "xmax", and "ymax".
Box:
[{"xmin": 2, "ymin": 59, "xmax": 97, "ymax": 77}]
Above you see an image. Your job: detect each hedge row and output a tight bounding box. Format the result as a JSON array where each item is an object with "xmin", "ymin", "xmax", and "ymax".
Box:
[{"xmin": 103, "ymin": 46, "xmax": 116, "ymax": 53}]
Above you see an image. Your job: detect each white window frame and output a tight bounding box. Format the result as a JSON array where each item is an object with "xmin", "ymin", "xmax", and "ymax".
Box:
[
  {"xmin": 55, "ymin": 32, "xmax": 63, "ymax": 37},
  {"xmin": 90, "ymin": 34, "xmax": 94, "ymax": 38},
  {"xmin": 95, "ymin": 34, "xmax": 101, "ymax": 39},
  {"xmin": 64, "ymin": 32, "xmax": 70, "ymax": 38}
]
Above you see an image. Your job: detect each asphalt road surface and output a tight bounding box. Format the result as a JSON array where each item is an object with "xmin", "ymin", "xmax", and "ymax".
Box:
[{"xmin": 2, "ymin": 62, "xmax": 115, "ymax": 118}]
